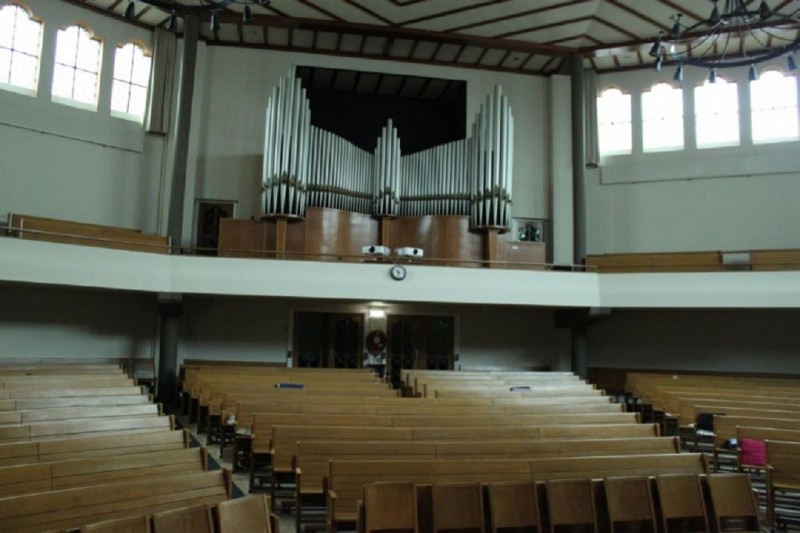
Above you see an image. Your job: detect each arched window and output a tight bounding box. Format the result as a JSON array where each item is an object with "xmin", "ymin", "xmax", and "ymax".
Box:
[
  {"xmin": 750, "ymin": 69, "xmax": 799, "ymax": 144},
  {"xmin": 642, "ymin": 82, "xmax": 684, "ymax": 152},
  {"xmin": 597, "ymin": 87, "xmax": 632, "ymax": 156},
  {"xmin": 52, "ymin": 24, "xmax": 102, "ymax": 109},
  {"xmin": 694, "ymin": 76, "xmax": 740, "ymax": 148},
  {"xmin": 111, "ymin": 41, "xmax": 152, "ymax": 122},
  {"xmin": 0, "ymin": 3, "xmax": 43, "ymax": 94}
]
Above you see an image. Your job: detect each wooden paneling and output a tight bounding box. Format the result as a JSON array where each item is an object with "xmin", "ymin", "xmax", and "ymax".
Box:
[
  {"xmin": 751, "ymin": 249, "xmax": 800, "ymax": 271},
  {"xmin": 9, "ymin": 214, "xmax": 169, "ymax": 254},
  {"xmin": 499, "ymin": 241, "xmax": 546, "ymax": 270},
  {"xmin": 218, "ymin": 219, "xmax": 266, "ymax": 258},
  {"xmin": 338, "ymin": 210, "xmax": 379, "ymax": 261},
  {"xmin": 304, "ymin": 207, "xmax": 341, "ymax": 261},
  {"xmin": 585, "ymin": 252, "xmax": 723, "ymax": 273},
  {"xmin": 217, "ymin": 210, "xmax": 545, "ymax": 268}
]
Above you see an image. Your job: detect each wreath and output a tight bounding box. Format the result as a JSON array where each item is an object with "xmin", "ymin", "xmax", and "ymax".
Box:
[{"xmin": 366, "ymin": 330, "xmax": 388, "ymax": 355}]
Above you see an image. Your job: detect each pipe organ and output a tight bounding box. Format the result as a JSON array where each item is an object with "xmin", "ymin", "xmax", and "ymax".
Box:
[{"xmin": 262, "ymin": 69, "xmax": 515, "ymax": 229}]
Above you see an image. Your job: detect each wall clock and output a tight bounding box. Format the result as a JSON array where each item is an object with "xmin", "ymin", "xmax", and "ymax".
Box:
[{"xmin": 390, "ymin": 265, "xmax": 407, "ymax": 281}]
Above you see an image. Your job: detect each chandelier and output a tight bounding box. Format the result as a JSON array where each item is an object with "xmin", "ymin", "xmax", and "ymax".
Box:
[
  {"xmin": 124, "ymin": 0, "xmax": 271, "ymax": 31},
  {"xmin": 650, "ymin": 0, "xmax": 799, "ymax": 81}
]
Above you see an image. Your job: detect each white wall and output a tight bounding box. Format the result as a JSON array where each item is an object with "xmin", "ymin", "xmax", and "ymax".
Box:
[
  {"xmin": 178, "ymin": 295, "xmax": 571, "ymax": 371},
  {"xmin": 588, "ymin": 65, "xmax": 800, "ymax": 254},
  {"xmin": 0, "ymin": 0, "xmax": 163, "ymax": 233},
  {"xmin": 588, "ymin": 309, "xmax": 800, "ymax": 374},
  {"xmin": 0, "ymin": 283, "xmax": 157, "ymax": 359}
]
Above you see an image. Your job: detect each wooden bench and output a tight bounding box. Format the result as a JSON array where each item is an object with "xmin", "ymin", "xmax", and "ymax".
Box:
[
  {"xmin": 737, "ymin": 427, "xmax": 800, "ymax": 472},
  {"xmin": 8, "ymin": 394, "xmax": 152, "ymax": 411},
  {"xmin": 0, "ymin": 429, "xmax": 189, "ymax": 467},
  {"xmin": 8, "ymin": 213, "xmax": 170, "ymax": 254},
  {"xmin": 585, "ymin": 251, "xmax": 723, "ymax": 273},
  {"xmin": 326, "ymin": 453, "xmax": 707, "ymax": 532},
  {"xmin": 0, "ymin": 414, "xmax": 175, "ymax": 444},
  {"xmin": 627, "ymin": 372, "xmax": 800, "ymax": 405},
  {"xmin": 3, "ymin": 386, "xmax": 148, "ymax": 399},
  {"xmin": 766, "ymin": 440, "xmax": 800, "ymax": 528},
  {"xmin": 0, "ymin": 377, "xmax": 137, "ymax": 390},
  {"xmin": 0, "ymin": 446, "xmax": 208, "ymax": 498},
  {"xmin": 259, "ymin": 421, "xmax": 658, "ymax": 503},
  {"xmin": 17, "ymin": 403, "xmax": 162, "ymax": 424},
  {"xmin": 711, "ymin": 416, "xmax": 800, "ymax": 471},
  {"xmin": 294, "ymin": 437, "xmax": 679, "ymax": 531},
  {"xmin": 0, "ymin": 469, "xmax": 231, "ymax": 532}
]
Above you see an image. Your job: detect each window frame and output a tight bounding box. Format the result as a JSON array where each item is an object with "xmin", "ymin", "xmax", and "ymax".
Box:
[
  {"xmin": 641, "ymin": 80, "xmax": 685, "ymax": 153},
  {"xmin": 749, "ymin": 68, "xmax": 800, "ymax": 145},
  {"xmin": 596, "ymin": 85, "xmax": 633, "ymax": 157},
  {"xmin": 0, "ymin": 2, "xmax": 44, "ymax": 97},
  {"xmin": 693, "ymin": 74, "xmax": 741, "ymax": 149},
  {"xmin": 51, "ymin": 22, "xmax": 104, "ymax": 111},
  {"xmin": 110, "ymin": 39, "xmax": 152, "ymax": 123}
]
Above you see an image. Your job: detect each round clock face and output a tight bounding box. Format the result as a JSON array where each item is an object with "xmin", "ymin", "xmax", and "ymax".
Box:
[{"xmin": 390, "ymin": 265, "xmax": 407, "ymax": 281}]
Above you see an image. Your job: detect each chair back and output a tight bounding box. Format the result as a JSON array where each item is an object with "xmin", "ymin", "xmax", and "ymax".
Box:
[
  {"xmin": 364, "ymin": 482, "xmax": 418, "ymax": 533},
  {"xmin": 153, "ymin": 505, "xmax": 213, "ymax": 533},
  {"xmin": 487, "ymin": 482, "xmax": 540, "ymax": 533},
  {"xmin": 432, "ymin": 482, "xmax": 485, "ymax": 533},
  {"xmin": 706, "ymin": 474, "xmax": 760, "ymax": 532},
  {"xmin": 654, "ymin": 474, "xmax": 709, "ymax": 532},
  {"xmin": 604, "ymin": 477, "xmax": 656, "ymax": 533},
  {"xmin": 546, "ymin": 479, "xmax": 598, "ymax": 533},
  {"xmin": 217, "ymin": 494, "xmax": 271, "ymax": 533}
]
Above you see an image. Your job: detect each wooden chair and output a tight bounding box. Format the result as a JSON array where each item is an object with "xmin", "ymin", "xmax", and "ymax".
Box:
[
  {"xmin": 654, "ymin": 474, "xmax": 710, "ymax": 532},
  {"xmin": 363, "ymin": 482, "xmax": 418, "ymax": 533},
  {"xmin": 431, "ymin": 482, "xmax": 485, "ymax": 533},
  {"xmin": 153, "ymin": 504, "xmax": 214, "ymax": 533},
  {"xmin": 81, "ymin": 515, "xmax": 151, "ymax": 533},
  {"xmin": 706, "ymin": 474, "xmax": 761, "ymax": 532},
  {"xmin": 217, "ymin": 494, "xmax": 272, "ymax": 533},
  {"xmin": 545, "ymin": 479, "xmax": 598, "ymax": 533},
  {"xmin": 603, "ymin": 477, "xmax": 656, "ymax": 533},
  {"xmin": 487, "ymin": 481, "xmax": 540, "ymax": 533}
]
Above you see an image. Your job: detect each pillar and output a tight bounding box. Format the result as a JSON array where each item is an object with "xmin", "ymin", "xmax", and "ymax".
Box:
[{"xmin": 157, "ymin": 292, "xmax": 183, "ymax": 408}]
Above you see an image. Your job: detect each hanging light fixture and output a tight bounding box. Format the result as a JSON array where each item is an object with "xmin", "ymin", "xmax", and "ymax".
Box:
[
  {"xmin": 123, "ymin": 0, "xmax": 271, "ymax": 31},
  {"xmin": 649, "ymin": 0, "xmax": 799, "ymax": 81}
]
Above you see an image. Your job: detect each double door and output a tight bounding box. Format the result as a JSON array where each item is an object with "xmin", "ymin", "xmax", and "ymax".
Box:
[
  {"xmin": 387, "ymin": 315, "xmax": 455, "ymax": 388},
  {"xmin": 293, "ymin": 312, "xmax": 363, "ymax": 368}
]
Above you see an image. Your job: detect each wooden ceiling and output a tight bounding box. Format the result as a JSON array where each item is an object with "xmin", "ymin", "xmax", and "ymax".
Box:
[{"xmin": 71, "ymin": 0, "xmax": 800, "ymax": 75}]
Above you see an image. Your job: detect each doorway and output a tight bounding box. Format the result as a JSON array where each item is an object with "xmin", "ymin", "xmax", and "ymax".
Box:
[
  {"xmin": 292, "ymin": 312, "xmax": 364, "ymax": 368},
  {"xmin": 386, "ymin": 315, "xmax": 455, "ymax": 389}
]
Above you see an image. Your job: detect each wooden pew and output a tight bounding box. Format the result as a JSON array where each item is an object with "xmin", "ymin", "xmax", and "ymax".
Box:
[
  {"xmin": 10, "ymin": 394, "xmax": 151, "ymax": 410},
  {"xmin": 626, "ymin": 372, "xmax": 800, "ymax": 405},
  {"xmin": 387, "ymin": 412, "xmax": 637, "ymax": 428},
  {"xmin": 8, "ymin": 213, "xmax": 170, "ymax": 254},
  {"xmin": 0, "ymin": 447, "xmax": 208, "ymax": 498},
  {"xmin": 0, "ymin": 414, "xmax": 175, "ymax": 444},
  {"xmin": 294, "ymin": 437, "xmax": 679, "ymax": 531},
  {"xmin": 674, "ymin": 398, "xmax": 800, "ymax": 426},
  {"xmin": 711, "ymin": 416, "xmax": 800, "ymax": 471},
  {"xmin": 3, "ymin": 386, "xmax": 147, "ymax": 399},
  {"xmin": 261, "ymin": 422, "xmax": 659, "ymax": 505},
  {"xmin": 18, "ymin": 403, "xmax": 162, "ymax": 424},
  {"xmin": 737, "ymin": 427, "xmax": 800, "ymax": 472},
  {"xmin": 326, "ymin": 454, "xmax": 707, "ymax": 532},
  {"xmin": 585, "ymin": 251, "xmax": 723, "ymax": 273},
  {"xmin": 0, "ymin": 470, "xmax": 231, "ymax": 532},
  {"xmin": 766, "ymin": 440, "xmax": 800, "ymax": 528},
  {"xmin": 0, "ymin": 377, "xmax": 137, "ymax": 390},
  {"xmin": 0, "ymin": 429, "xmax": 189, "ymax": 467}
]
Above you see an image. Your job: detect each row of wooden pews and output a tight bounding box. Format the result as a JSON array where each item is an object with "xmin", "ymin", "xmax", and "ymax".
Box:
[
  {"xmin": 180, "ymin": 363, "xmax": 719, "ymax": 533},
  {"xmin": 0, "ymin": 361, "xmax": 272, "ymax": 532},
  {"xmin": 357, "ymin": 473, "xmax": 761, "ymax": 533},
  {"xmin": 624, "ymin": 370, "xmax": 800, "ymax": 530}
]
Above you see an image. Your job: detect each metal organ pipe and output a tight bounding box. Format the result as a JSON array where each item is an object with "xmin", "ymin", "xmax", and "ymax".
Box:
[{"xmin": 262, "ymin": 76, "xmax": 513, "ymax": 227}]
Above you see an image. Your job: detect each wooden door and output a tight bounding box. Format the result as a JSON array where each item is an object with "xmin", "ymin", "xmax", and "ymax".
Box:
[
  {"xmin": 293, "ymin": 312, "xmax": 363, "ymax": 368},
  {"xmin": 386, "ymin": 315, "xmax": 455, "ymax": 389}
]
